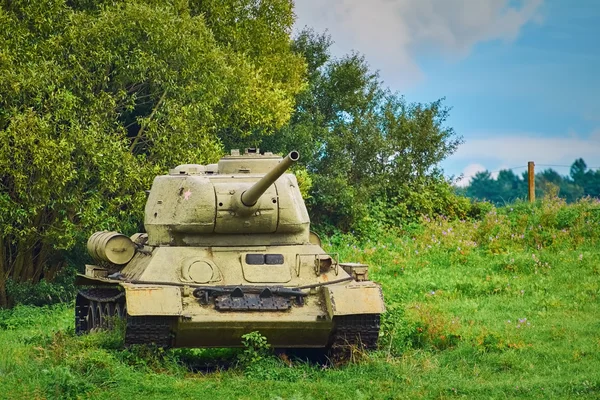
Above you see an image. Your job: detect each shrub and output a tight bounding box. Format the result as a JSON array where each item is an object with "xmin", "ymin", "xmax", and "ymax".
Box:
[{"xmin": 6, "ymin": 266, "xmax": 77, "ymax": 307}]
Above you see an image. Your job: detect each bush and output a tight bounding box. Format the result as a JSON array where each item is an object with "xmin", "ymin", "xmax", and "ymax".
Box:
[{"xmin": 6, "ymin": 266, "xmax": 77, "ymax": 307}]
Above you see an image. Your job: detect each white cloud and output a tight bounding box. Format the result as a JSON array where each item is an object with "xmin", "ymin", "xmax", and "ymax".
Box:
[
  {"xmin": 293, "ymin": 0, "xmax": 543, "ymax": 87},
  {"xmin": 455, "ymin": 163, "xmax": 486, "ymax": 187},
  {"xmin": 454, "ymin": 162, "xmax": 507, "ymax": 187},
  {"xmin": 453, "ymin": 134, "xmax": 600, "ymax": 164}
]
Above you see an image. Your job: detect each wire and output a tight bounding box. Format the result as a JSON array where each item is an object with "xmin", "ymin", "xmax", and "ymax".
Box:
[
  {"xmin": 537, "ymin": 164, "xmax": 600, "ymax": 169},
  {"xmin": 459, "ymin": 166, "xmax": 527, "ymax": 180},
  {"xmin": 458, "ymin": 164, "xmax": 600, "ymax": 181}
]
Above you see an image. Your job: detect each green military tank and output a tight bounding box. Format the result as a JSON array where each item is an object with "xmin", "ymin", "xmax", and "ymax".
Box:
[{"xmin": 75, "ymin": 149, "xmax": 385, "ymax": 356}]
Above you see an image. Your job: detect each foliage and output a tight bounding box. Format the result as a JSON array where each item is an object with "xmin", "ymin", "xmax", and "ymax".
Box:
[
  {"xmin": 6, "ymin": 266, "xmax": 76, "ymax": 307},
  {"xmin": 460, "ymin": 158, "xmax": 600, "ymax": 205},
  {"xmin": 1, "ymin": 201, "xmax": 600, "ymax": 398},
  {"xmin": 262, "ymin": 29, "xmax": 464, "ymax": 233},
  {"xmin": 238, "ymin": 331, "xmax": 272, "ymax": 366},
  {"xmin": 292, "ymin": 166, "xmax": 313, "ymax": 200},
  {"xmin": 0, "ymin": 0, "xmax": 304, "ymax": 306}
]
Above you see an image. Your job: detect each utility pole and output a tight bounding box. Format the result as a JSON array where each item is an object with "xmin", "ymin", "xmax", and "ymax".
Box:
[{"xmin": 528, "ymin": 161, "xmax": 535, "ymax": 202}]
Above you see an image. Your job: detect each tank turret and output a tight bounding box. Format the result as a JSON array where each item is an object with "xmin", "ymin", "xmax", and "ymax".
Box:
[
  {"xmin": 75, "ymin": 149, "xmax": 385, "ymax": 361},
  {"xmin": 143, "ymin": 149, "xmax": 309, "ymax": 246}
]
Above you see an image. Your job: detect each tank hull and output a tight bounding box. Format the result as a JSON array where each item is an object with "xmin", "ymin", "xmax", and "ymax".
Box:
[
  {"xmin": 75, "ymin": 281, "xmax": 383, "ymax": 350},
  {"xmin": 174, "ymin": 318, "xmax": 332, "ymax": 348}
]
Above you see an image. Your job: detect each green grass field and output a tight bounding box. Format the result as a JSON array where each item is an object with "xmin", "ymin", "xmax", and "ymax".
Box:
[{"xmin": 1, "ymin": 198, "xmax": 599, "ymax": 399}]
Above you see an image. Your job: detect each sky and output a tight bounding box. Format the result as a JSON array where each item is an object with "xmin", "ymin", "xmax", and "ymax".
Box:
[{"xmin": 293, "ymin": 0, "xmax": 600, "ymax": 186}]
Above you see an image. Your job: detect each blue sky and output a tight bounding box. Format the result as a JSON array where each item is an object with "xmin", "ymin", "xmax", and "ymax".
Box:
[{"xmin": 294, "ymin": 0, "xmax": 600, "ymax": 186}]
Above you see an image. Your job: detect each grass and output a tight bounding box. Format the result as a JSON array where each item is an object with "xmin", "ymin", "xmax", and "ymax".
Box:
[{"xmin": 1, "ymin": 196, "xmax": 599, "ymax": 399}]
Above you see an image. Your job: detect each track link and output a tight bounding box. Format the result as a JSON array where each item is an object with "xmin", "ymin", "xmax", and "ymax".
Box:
[
  {"xmin": 125, "ymin": 316, "xmax": 173, "ymax": 348},
  {"xmin": 329, "ymin": 314, "xmax": 381, "ymax": 361}
]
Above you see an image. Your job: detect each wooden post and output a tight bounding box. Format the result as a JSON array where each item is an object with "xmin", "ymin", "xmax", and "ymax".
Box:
[{"xmin": 528, "ymin": 161, "xmax": 535, "ymax": 202}]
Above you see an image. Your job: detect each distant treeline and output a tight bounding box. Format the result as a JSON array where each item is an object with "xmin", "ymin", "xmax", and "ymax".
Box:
[{"xmin": 457, "ymin": 158, "xmax": 600, "ymax": 205}]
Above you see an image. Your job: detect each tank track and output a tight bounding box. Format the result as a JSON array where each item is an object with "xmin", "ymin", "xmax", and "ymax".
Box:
[
  {"xmin": 329, "ymin": 314, "xmax": 380, "ymax": 362},
  {"xmin": 124, "ymin": 316, "xmax": 173, "ymax": 348},
  {"xmin": 75, "ymin": 288, "xmax": 174, "ymax": 348},
  {"xmin": 76, "ymin": 288, "xmax": 124, "ymax": 334}
]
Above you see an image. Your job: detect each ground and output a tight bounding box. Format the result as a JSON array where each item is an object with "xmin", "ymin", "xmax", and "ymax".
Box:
[{"xmin": 0, "ymin": 198, "xmax": 599, "ymax": 399}]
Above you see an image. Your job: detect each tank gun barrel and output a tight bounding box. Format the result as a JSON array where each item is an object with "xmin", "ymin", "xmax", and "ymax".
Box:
[{"xmin": 241, "ymin": 151, "xmax": 300, "ymax": 207}]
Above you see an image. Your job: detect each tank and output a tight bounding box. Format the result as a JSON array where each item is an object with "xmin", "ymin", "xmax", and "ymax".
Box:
[{"xmin": 75, "ymin": 149, "xmax": 385, "ymax": 357}]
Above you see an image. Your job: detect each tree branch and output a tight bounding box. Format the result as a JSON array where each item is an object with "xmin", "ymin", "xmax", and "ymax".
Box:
[{"xmin": 129, "ymin": 90, "xmax": 168, "ymax": 154}]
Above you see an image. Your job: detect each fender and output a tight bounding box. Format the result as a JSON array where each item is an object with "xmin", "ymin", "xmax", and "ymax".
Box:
[
  {"xmin": 323, "ymin": 281, "xmax": 386, "ymax": 317},
  {"xmin": 121, "ymin": 283, "xmax": 183, "ymax": 316}
]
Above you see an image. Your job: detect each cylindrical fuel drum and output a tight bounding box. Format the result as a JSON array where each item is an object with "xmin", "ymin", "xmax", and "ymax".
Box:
[{"xmin": 87, "ymin": 231, "xmax": 136, "ymax": 265}]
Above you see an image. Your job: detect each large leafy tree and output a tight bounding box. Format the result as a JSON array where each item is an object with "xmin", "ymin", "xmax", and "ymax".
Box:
[
  {"xmin": 263, "ymin": 30, "xmax": 463, "ymax": 231},
  {"xmin": 0, "ymin": 0, "xmax": 304, "ymax": 306}
]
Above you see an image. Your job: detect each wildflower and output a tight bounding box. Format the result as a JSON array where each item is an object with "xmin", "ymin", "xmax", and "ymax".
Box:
[
  {"xmin": 415, "ymin": 250, "xmax": 419, "ymax": 254},
  {"xmin": 518, "ymin": 318, "xmax": 527, "ymax": 324},
  {"xmin": 579, "ymin": 254, "xmax": 583, "ymax": 261},
  {"xmin": 520, "ymin": 290, "xmax": 525, "ymax": 294},
  {"xmin": 457, "ymin": 247, "xmax": 461, "ymax": 251},
  {"xmin": 430, "ymin": 291, "xmax": 435, "ymax": 295},
  {"xmin": 442, "ymin": 231, "xmax": 447, "ymax": 235},
  {"xmin": 507, "ymin": 320, "xmax": 511, "ymax": 323}
]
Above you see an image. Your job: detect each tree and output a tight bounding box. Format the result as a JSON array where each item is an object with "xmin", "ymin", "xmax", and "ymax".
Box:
[
  {"xmin": 569, "ymin": 158, "xmax": 600, "ymax": 198},
  {"xmin": 0, "ymin": 0, "xmax": 304, "ymax": 306},
  {"xmin": 460, "ymin": 160, "xmax": 598, "ymax": 205},
  {"xmin": 263, "ymin": 29, "xmax": 463, "ymax": 231},
  {"xmin": 466, "ymin": 171, "xmax": 500, "ymax": 203},
  {"xmin": 537, "ymin": 169, "xmax": 582, "ymax": 203}
]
